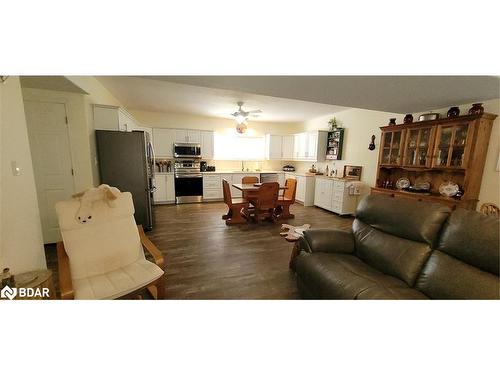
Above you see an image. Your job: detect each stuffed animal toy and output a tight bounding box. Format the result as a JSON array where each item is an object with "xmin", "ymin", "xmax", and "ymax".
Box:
[{"xmin": 72, "ymin": 184, "xmax": 121, "ymax": 224}]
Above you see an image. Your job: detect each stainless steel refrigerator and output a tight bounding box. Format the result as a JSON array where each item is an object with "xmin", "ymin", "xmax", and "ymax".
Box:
[{"xmin": 95, "ymin": 130, "xmax": 155, "ymax": 230}]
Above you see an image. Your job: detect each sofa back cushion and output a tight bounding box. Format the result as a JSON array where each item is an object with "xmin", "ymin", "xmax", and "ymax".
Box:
[
  {"xmin": 415, "ymin": 209, "xmax": 499, "ymax": 299},
  {"xmin": 355, "ymin": 195, "xmax": 451, "ymax": 246},
  {"xmin": 353, "ymin": 219, "xmax": 432, "ymax": 286}
]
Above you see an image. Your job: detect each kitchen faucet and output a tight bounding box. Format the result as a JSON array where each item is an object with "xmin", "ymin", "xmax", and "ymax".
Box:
[{"xmin": 241, "ymin": 160, "xmax": 244, "ymax": 171}]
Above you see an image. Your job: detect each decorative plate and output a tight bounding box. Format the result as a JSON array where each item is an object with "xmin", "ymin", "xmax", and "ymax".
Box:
[
  {"xmin": 439, "ymin": 181, "xmax": 459, "ymax": 197},
  {"xmin": 414, "ymin": 181, "xmax": 431, "ymax": 191},
  {"xmin": 395, "ymin": 177, "xmax": 410, "ymax": 190}
]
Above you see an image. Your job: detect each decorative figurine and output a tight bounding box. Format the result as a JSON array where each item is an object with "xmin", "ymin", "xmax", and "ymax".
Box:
[
  {"xmin": 468, "ymin": 103, "xmax": 484, "ymax": 115},
  {"xmin": 388, "ymin": 118, "xmax": 397, "ymax": 125},
  {"xmin": 447, "ymin": 106, "xmax": 460, "ymax": 118},
  {"xmin": 403, "ymin": 114, "xmax": 413, "ymax": 123}
]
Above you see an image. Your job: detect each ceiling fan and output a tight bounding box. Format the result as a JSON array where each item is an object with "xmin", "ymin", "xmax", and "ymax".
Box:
[{"xmin": 231, "ymin": 101, "xmax": 262, "ymax": 125}]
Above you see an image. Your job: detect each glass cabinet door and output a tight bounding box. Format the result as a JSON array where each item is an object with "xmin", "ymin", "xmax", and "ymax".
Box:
[
  {"xmin": 380, "ymin": 130, "xmax": 404, "ymax": 165},
  {"xmin": 432, "ymin": 123, "xmax": 471, "ymax": 168},
  {"xmin": 403, "ymin": 127, "xmax": 433, "ymax": 167}
]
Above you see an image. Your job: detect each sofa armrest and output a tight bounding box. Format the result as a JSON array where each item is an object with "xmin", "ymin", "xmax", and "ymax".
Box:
[{"xmin": 298, "ymin": 229, "xmax": 355, "ymax": 254}]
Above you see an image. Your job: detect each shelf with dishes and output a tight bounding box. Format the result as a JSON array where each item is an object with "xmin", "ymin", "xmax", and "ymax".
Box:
[{"xmin": 373, "ymin": 112, "xmax": 497, "ymax": 210}]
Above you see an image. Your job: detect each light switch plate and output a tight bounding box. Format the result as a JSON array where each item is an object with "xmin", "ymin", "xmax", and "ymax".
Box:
[{"xmin": 11, "ymin": 161, "xmax": 21, "ymax": 176}]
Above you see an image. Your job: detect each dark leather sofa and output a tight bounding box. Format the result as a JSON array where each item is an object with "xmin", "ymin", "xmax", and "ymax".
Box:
[{"xmin": 296, "ymin": 194, "xmax": 499, "ymax": 299}]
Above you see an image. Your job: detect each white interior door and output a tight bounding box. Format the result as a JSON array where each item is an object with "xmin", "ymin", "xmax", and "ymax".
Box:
[{"xmin": 24, "ymin": 101, "xmax": 74, "ymax": 244}]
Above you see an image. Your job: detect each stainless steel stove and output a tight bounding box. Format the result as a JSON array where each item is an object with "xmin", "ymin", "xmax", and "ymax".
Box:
[{"xmin": 174, "ymin": 159, "xmax": 203, "ymax": 204}]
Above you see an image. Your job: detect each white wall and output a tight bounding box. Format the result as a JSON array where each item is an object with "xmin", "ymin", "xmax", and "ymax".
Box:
[
  {"xmin": 298, "ymin": 108, "xmax": 403, "ymax": 192},
  {"xmin": 21, "ymin": 88, "xmax": 95, "ymax": 192},
  {"xmin": 0, "ymin": 77, "xmax": 46, "ymax": 273},
  {"xmin": 65, "ymin": 76, "xmax": 123, "ymax": 185},
  {"xmin": 413, "ymin": 99, "xmax": 499, "ymax": 207}
]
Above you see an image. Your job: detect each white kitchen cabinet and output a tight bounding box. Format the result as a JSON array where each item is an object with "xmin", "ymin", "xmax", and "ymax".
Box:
[
  {"xmin": 174, "ymin": 129, "xmax": 201, "ymax": 143},
  {"xmin": 314, "ymin": 178, "xmax": 357, "ymax": 215},
  {"xmin": 200, "ymin": 130, "xmax": 214, "ymax": 160},
  {"xmin": 314, "ymin": 178, "xmax": 333, "ymax": 210},
  {"xmin": 307, "ymin": 132, "xmax": 318, "ymax": 160},
  {"xmin": 203, "ymin": 173, "xmax": 223, "ymax": 200},
  {"xmin": 94, "ymin": 105, "xmax": 138, "ymax": 132},
  {"xmin": 282, "ymin": 135, "xmax": 295, "ymax": 160},
  {"xmin": 153, "ymin": 128, "xmax": 175, "ymax": 158},
  {"xmin": 153, "ymin": 174, "xmax": 175, "ymax": 204},
  {"xmin": 265, "ymin": 134, "xmax": 283, "ymax": 160},
  {"xmin": 294, "ymin": 133, "xmax": 307, "ymax": 159},
  {"xmin": 283, "ymin": 173, "xmax": 315, "ymax": 206}
]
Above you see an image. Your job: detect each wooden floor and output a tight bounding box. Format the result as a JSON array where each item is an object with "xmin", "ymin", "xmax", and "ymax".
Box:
[
  {"xmin": 46, "ymin": 202, "xmax": 353, "ymax": 299},
  {"xmin": 148, "ymin": 202, "xmax": 352, "ymax": 299}
]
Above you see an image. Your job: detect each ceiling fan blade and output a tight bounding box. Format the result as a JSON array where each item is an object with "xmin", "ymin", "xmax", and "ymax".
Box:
[{"xmin": 248, "ymin": 109, "xmax": 263, "ymax": 114}]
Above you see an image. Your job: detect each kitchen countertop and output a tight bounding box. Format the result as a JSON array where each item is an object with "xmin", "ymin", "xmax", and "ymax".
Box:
[{"xmin": 155, "ymin": 171, "xmax": 347, "ymax": 178}]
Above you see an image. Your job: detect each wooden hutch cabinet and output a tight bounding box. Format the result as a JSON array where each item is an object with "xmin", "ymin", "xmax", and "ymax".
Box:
[{"xmin": 372, "ymin": 113, "xmax": 497, "ymax": 210}]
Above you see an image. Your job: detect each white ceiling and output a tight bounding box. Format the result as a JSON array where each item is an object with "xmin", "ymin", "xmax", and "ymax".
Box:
[
  {"xmin": 20, "ymin": 76, "xmax": 88, "ymax": 94},
  {"xmin": 95, "ymin": 76, "xmax": 499, "ymax": 122},
  {"xmin": 143, "ymin": 76, "xmax": 500, "ymax": 114},
  {"xmin": 97, "ymin": 76, "xmax": 347, "ymax": 123}
]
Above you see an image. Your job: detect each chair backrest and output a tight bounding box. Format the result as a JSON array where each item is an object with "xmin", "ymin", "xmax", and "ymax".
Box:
[
  {"xmin": 222, "ymin": 179, "xmax": 232, "ymax": 206},
  {"xmin": 256, "ymin": 182, "xmax": 279, "ymax": 211},
  {"xmin": 480, "ymin": 203, "xmax": 499, "ymax": 218},
  {"xmin": 283, "ymin": 178, "xmax": 297, "ymax": 201},
  {"xmin": 242, "ymin": 176, "xmax": 259, "ymax": 184},
  {"xmin": 55, "ymin": 192, "xmax": 144, "ymax": 280}
]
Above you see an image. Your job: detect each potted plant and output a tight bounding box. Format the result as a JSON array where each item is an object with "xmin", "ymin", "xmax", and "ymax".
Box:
[{"xmin": 328, "ymin": 117, "xmax": 341, "ymax": 131}]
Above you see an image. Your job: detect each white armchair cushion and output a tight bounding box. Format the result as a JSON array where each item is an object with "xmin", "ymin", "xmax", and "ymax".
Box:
[
  {"xmin": 73, "ymin": 258, "xmax": 164, "ymax": 299},
  {"xmin": 55, "ymin": 192, "xmax": 164, "ymax": 299}
]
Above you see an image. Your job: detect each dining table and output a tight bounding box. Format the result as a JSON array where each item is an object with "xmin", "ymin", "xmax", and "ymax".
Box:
[{"xmin": 230, "ymin": 183, "xmax": 288, "ymax": 224}]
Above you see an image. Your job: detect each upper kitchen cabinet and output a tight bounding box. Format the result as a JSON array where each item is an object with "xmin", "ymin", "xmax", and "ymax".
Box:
[
  {"xmin": 282, "ymin": 135, "xmax": 295, "ymax": 160},
  {"xmin": 265, "ymin": 134, "xmax": 283, "ymax": 160},
  {"xmin": 153, "ymin": 128, "xmax": 175, "ymax": 158},
  {"xmin": 200, "ymin": 130, "xmax": 214, "ymax": 160},
  {"xmin": 94, "ymin": 104, "xmax": 138, "ymax": 132},
  {"xmin": 289, "ymin": 131, "xmax": 327, "ymax": 161},
  {"xmin": 174, "ymin": 129, "xmax": 201, "ymax": 143}
]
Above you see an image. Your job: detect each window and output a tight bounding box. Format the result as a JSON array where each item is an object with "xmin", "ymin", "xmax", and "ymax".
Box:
[{"xmin": 214, "ymin": 133, "xmax": 265, "ymax": 160}]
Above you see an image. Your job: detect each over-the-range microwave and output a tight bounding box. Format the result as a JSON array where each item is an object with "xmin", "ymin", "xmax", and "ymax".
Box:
[{"xmin": 174, "ymin": 143, "xmax": 201, "ymax": 158}]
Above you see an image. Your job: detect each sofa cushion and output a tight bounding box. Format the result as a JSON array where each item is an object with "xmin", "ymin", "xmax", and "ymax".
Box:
[
  {"xmin": 73, "ymin": 258, "xmax": 164, "ymax": 299},
  {"xmin": 295, "ymin": 252, "xmax": 427, "ymax": 299},
  {"xmin": 355, "ymin": 194, "xmax": 451, "ymax": 246},
  {"xmin": 437, "ymin": 208, "xmax": 499, "ymax": 275},
  {"xmin": 415, "ymin": 251, "xmax": 499, "ymax": 299},
  {"xmin": 353, "ymin": 219, "xmax": 433, "ymax": 286}
]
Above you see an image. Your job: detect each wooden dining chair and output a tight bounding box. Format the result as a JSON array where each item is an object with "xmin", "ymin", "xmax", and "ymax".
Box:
[
  {"xmin": 480, "ymin": 202, "xmax": 500, "ymax": 218},
  {"xmin": 222, "ymin": 179, "xmax": 249, "ymax": 225},
  {"xmin": 242, "ymin": 176, "xmax": 259, "ymax": 184},
  {"xmin": 275, "ymin": 178, "xmax": 297, "ymax": 219},
  {"xmin": 250, "ymin": 182, "xmax": 280, "ymax": 223}
]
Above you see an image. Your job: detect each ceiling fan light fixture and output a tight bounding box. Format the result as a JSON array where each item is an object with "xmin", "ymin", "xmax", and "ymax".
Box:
[{"xmin": 235, "ymin": 114, "xmax": 247, "ymax": 125}]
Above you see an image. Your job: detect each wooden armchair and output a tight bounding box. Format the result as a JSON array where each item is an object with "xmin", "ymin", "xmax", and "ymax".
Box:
[
  {"xmin": 222, "ymin": 179, "xmax": 249, "ymax": 225},
  {"xmin": 55, "ymin": 192, "xmax": 165, "ymax": 300},
  {"xmin": 275, "ymin": 178, "xmax": 297, "ymax": 219},
  {"xmin": 242, "ymin": 176, "xmax": 259, "ymax": 184}
]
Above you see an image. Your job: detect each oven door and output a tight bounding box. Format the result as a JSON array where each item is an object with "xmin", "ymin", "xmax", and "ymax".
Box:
[
  {"xmin": 174, "ymin": 175, "xmax": 203, "ymax": 203},
  {"xmin": 174, "ymin": 143, "xmax": 201, "ymax": 158}
]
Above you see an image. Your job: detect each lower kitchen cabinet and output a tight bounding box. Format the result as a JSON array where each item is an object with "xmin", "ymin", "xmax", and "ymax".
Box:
[
  {"xmin": 203, "ymin": 174, "xmax": 223, "ymax": 200},
  {"xmin": 153, "ymin": 174, "xmax": 175, "ymax": 204},
  {"xmin": 314, "ymin": 177, "xmax": 357, "ymax": 215},
  {"xmin": 284, "ymin": 173, "xmax": 315, "ymax": 206}
]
